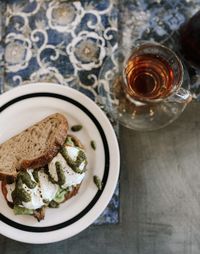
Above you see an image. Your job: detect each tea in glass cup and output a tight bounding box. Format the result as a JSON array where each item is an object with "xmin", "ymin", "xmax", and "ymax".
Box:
[
  {"xmin": 124, "ymin": 43, "xmax": 183, "ymax": 102},
  {"xmin": 98, "ymin": 42, "xmax": 192, "ymax": 131}
]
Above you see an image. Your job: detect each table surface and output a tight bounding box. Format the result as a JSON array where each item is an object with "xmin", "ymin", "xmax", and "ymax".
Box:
[{"xmin": 1, "ymin": 100, "xmax": 200, "ymax": 254}]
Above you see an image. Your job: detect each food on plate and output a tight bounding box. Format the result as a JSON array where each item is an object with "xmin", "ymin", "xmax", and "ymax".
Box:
[
  {"xmin": 93, "ymin": 175, "xmax": 102, "ymax": 191},
  {"xmin": 71, "ymin": 125, "xmax": 83, "ymax": 132},
  {"xmin": 90, "ymin": 140, "xmax": 96, "ymax": 150},
  {"xmin": 0, "ymin": 113, "xmax": 87, "ymax": 221}
]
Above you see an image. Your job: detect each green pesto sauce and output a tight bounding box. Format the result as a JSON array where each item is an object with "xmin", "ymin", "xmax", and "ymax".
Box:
[
  {"xmin": 11, "ymin": 171, "xmax": 37, "ymax": 205},
  {"xmin": 55, "ymin": 161, "xmax": 66, "ymax": 186},
  {"xmin": 48, "ymin": 173, "xmax": 57, "ymax": 184},
  {"xmin": 13, "ymin": 205, "xmax": 33, "ymax": 215},
  {"xmin": 32, "ymin": 170, "xmax": 39, "ymax": 183},
  {"xmin": 12, "ymin": 177, "xmax": 31, "ymax": 205},
  {"xmin": 18, "ymin": 171, "xmax": 37, "ymax": 189},
  {"xmin": 61, "ymin": 147, "xmax": 87, "ymax": 174},
  {"xmin": 53, "ymin": 187, "xmax": 69, "ymax": 203},
  {"xmin": 49, "ymin": 200, "xmax": 59, "ymax": 208},
  {"xmin": 65, "ymin": 136, "xmax": 75, "ymax": 146},
  {"xmin": 44, "ymin": 167, "xmax": 57, "ymax": 184}
]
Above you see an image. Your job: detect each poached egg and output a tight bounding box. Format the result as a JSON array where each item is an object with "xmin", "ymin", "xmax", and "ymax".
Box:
[
  {"xmin": 48, "ymin": 146, "xmax": 86, "ymax": 189},
  {"xmin": 6, "ymin": 144, "xmax": 87, "ymax": 210}
]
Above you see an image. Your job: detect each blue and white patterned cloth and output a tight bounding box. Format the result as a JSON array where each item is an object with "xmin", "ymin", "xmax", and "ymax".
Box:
[
  {"xmin": 2, "ymin": 0, "xmax": 118, "ymax": 98},
  {"xmin": 0, "ymin": 0, "xmax": 119, "ymax": 225}
]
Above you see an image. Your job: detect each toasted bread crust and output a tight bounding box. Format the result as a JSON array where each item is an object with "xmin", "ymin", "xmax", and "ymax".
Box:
[
  {"xmin": 33, "ymin": 207, "xmax": 45, "ymax": 222},
  {"xmin": 0, "ymin": 113, "xmax": 68, "ymax": 181},
  {"xmin": 1, "ymin": 181, "xmax": 8, "ymax": 199},
  {"xmin": 63, "ymin": 184, "xmax": 81, "ymax": 203},
  {"xmin": 0, "ymin": 173, "xmax": 16, "ymax": 183}
]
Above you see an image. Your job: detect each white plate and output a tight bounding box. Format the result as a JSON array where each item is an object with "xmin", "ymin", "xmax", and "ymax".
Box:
[{"xmin": 0, "ymin": 83, "xmax": 120, "ymax": 244}]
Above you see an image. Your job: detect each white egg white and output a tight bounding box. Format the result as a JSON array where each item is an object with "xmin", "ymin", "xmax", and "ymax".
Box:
[
  {"xmin": 6, "ymin": 169, "xmax": 59, "ymax": 210},
  {"xmin": 6, "ymin": 145, "xmax": 87, "ymax": 210},
  {"xmin": 48, "ymin": 145, "xmax": 86, "ymax": 189},
  {"xmin": 66, "ymin": 146, "xmax": 79, "ymax": 161},
  {"xmin": 38, "ymin": 169, "xmax": 58, "ymax": 202},
  {"xmin": 22, "ymin": 183, "xmax": 44, "ymax": 210},
  {"xmin": 48, "ymin": 153, "xmax": 66, "ymax": 182}
]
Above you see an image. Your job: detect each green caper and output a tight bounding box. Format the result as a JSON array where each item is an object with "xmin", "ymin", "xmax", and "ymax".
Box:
[
  {"xmin": 71, "ymin": 125, "xmax": 83, "ymax": 132},
  {"xmin": 90, "ymin": 140, "xmax": 96, "ymax": 150},
  {"xmin": 93, "ymin": 175, "xmax": 102, "ymax": 190}
]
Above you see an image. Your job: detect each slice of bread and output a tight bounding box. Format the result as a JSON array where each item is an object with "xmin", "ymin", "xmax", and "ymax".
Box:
[
  {"xmin": 0, "ymin": 113, "xmax": 68, "ymax": 182},
  {"xmin": 1, "ymin": 134, "xmax": 85, "ymax": 221}
]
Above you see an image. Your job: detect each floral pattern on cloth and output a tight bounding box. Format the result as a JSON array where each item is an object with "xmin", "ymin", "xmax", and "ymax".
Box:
[
  {"xmin": 0, "ymin": 0, "xmax": 119, "ymax": 225},
  {"xmin": 2, "ymin": 0, "xmax": 118, "ymax": 102}
]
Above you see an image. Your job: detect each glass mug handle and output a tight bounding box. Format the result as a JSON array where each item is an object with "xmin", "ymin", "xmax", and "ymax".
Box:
[{"xmin": 167, "ymin": 87, "xmax": 192, "ymax": 104}]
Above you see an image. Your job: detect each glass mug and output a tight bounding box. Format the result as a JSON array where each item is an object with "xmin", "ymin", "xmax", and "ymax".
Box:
[{"xmin": 98, "ymin": 42, "xmax": 192, "ymax": 131}]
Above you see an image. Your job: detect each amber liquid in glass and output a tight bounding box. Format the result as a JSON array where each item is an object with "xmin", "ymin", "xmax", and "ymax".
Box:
[{"xmin": 125, "ymin": 54, "xmax": 175, "ymax": 100}]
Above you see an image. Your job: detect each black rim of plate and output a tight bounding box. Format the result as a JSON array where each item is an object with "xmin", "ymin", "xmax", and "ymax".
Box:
[{"xmin": 0, "ymin": 92, "xmax": 110, "ymax": 233}]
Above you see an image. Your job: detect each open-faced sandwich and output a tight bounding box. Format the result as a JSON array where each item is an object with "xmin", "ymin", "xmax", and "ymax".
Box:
[{"xmin": 0, "ymin": 113, "xmax": 87, "ymax": 221}]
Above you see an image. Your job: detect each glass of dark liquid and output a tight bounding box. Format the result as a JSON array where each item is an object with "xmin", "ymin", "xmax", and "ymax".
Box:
[
  {"xmin": 124, "ymin": 43, "xmax": 183, "ymax": 101},
  {"xmin": 98, "ymin": 42, "xmax": 192, "ymax": 130}
]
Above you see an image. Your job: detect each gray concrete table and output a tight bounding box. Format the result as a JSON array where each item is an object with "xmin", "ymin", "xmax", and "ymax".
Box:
[{"xmin": 1, "ymin": 101, "xmax": 200, "ymax": 254}]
